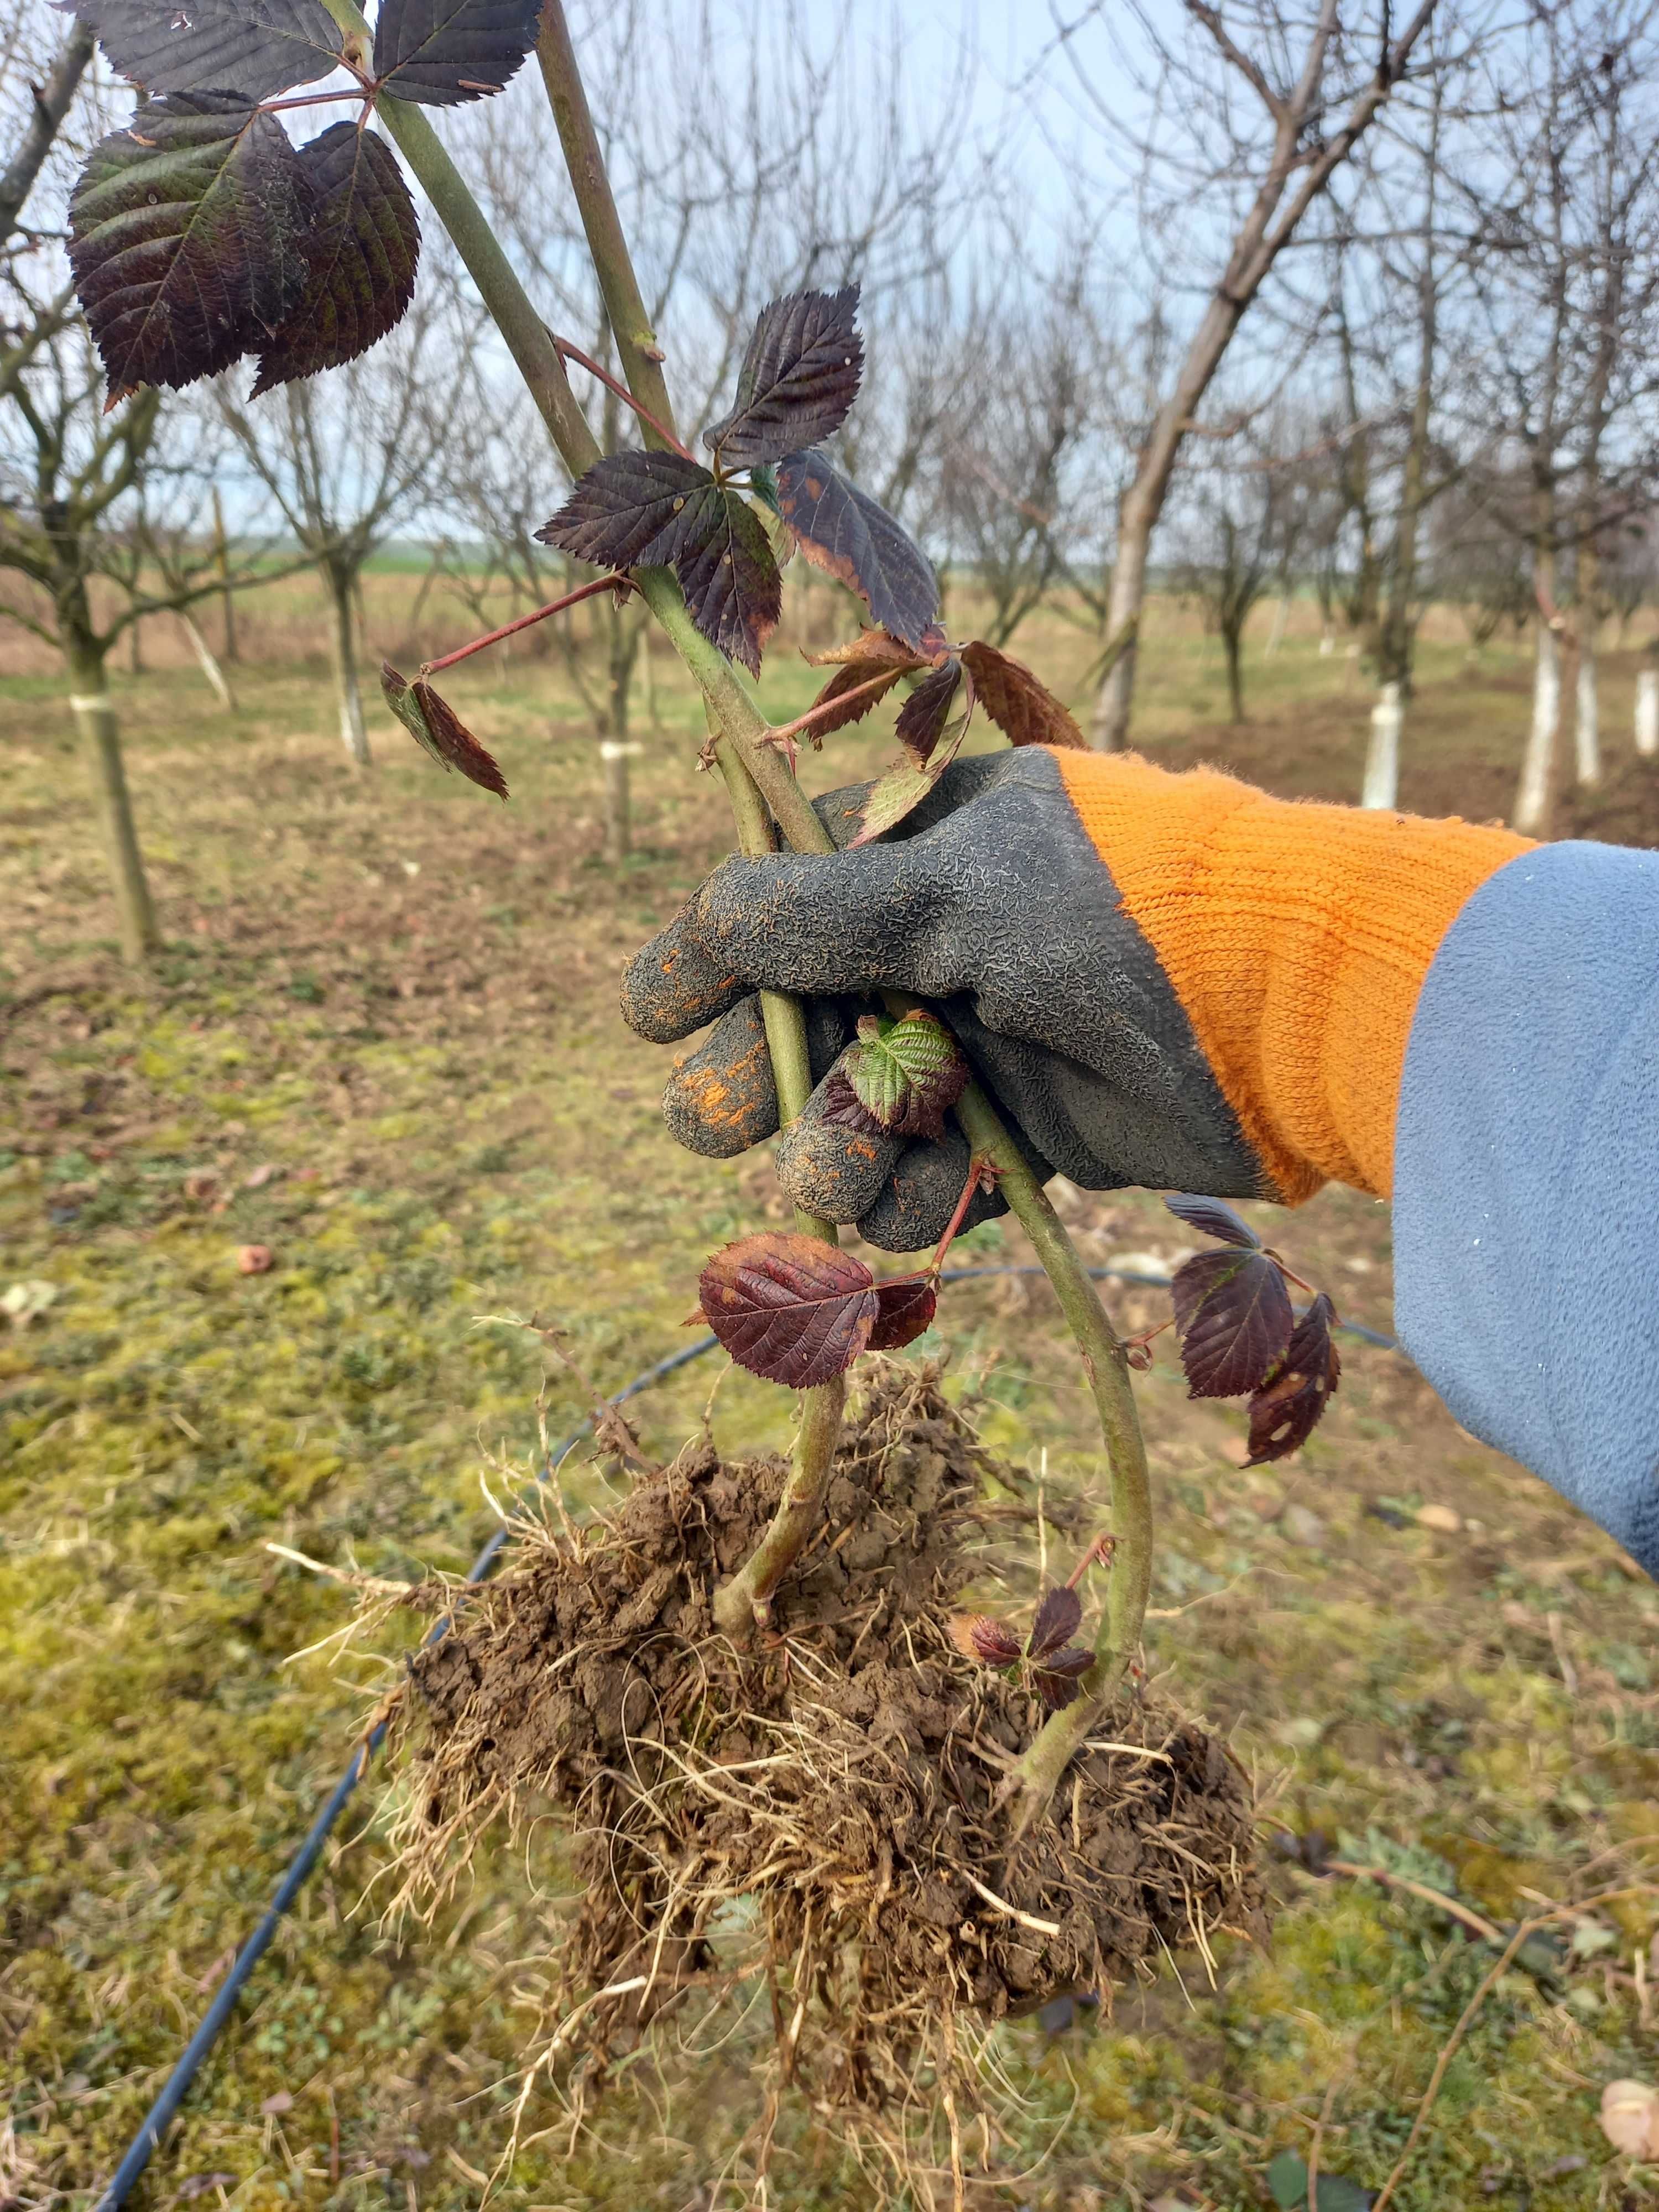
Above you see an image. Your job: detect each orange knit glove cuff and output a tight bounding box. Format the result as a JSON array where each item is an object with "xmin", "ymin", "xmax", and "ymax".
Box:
[{"xmin": 1054, "ymin": 750, "xmax": 1532, "ymax": 1201}]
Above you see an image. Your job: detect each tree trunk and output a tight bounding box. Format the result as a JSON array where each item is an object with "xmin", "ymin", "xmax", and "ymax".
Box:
[
  {"xmin": 1574, "ymin": 638, "xmax": 1600, "ymax": 789},
  {"xmin": 127, "ymin": 619, "xmax": 143, "ymax": 674},
  {"xmin": 1264, "ymin": 592, "xmax": 1290, "ymax": 657},
  {"xmin": 1636, "ymin": 661, "xmax": 1659, "ymax": 759},
  {"xmin": 67, "ymin": 628, "xmax": 159, "ymax": 964},
  {"xmin": 1090, "ymin": 491, "xmax": 1147, "ymax": 748},
  {"xmin": 1222, "ymin": 624, "xmax": 1245, "ymax": 723},
  {"xmin": 1514, "ymin": 621, "xmax": 1561, "ymax": 836},
  {"xmin": 325, "ymin": 560, "xmax": 371, "ymax": 766},
  {"xmin": 1362, "ymin": 681, "xmax": 1404, "ymax": 810},
  {"xmin": 600, "ymin": 604, "xmax": 637, "ymax": 864},
  {"xmin": 179, "ymin": 611, "xmax": 236, "ymax": 713}
]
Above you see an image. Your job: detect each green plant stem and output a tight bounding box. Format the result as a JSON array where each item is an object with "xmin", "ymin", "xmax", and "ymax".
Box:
[
  {"xmin": 362, "ymin": 6, "xmax": 1154, "ymax": 1765},
  {"xmin": 536, "ymin": 1, "xmax": 682, "ymax": 456}
]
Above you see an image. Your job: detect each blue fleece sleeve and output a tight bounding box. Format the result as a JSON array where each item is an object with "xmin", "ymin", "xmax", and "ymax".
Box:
[{"xmin": 1392, "ymin": 841, "xmax": 1659, "ymax": 1576}]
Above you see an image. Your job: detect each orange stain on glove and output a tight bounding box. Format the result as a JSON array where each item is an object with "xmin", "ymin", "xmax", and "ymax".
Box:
[{"xmin": 1055, "ymin": 750, "xmax": 1532, "ymax": 1203}]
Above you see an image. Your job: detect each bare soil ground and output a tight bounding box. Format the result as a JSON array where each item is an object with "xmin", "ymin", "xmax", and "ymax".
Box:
[{"xmin": 4, "ymin": 576, "xmax": 1658, "ymax": 2209}]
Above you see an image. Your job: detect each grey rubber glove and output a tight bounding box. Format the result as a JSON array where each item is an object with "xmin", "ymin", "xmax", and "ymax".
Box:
[{"xmin": 620, "ymin": 749, "xmax": 1265, "ymax": 1249}]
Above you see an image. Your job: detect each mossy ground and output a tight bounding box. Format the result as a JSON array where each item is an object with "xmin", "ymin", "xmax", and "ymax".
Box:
[{"xmin": 4, "ymin": 571, "xmax": 1658, "ymax": 2208}]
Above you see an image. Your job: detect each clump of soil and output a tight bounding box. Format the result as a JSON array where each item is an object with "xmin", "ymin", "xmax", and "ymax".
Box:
[{"xmin": 387, "ymin": 1365, "xmax": 1265, "ymax": 2124}]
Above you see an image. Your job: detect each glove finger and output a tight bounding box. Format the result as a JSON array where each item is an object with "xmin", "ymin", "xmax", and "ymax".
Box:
[
  {"xmin": 620, "ymin": 897, "xmax": 752, "ymax": 1045},
  {"xmin": 775, "ymin": 1062, "xmax": 905, "ymax": 1220},
  {"xmin": 855, "ymin": 1128, "xmax": 1009, "ymax": 1254},
  {"xmin": 663, "ymin": 996, "xmax": 856, "ymax": 1159}
]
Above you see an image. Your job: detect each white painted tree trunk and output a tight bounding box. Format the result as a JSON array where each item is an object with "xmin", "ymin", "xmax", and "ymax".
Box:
[
  {"xmin": 1514, "ymin": 625, "xmax": 1561, "ymax": 835},
  {"xmin": 1636, "ymin": 667, "xmax": 1659, "ymax": 759},
  {"xmin": 1574, "ymin": 644, "xmax": 1600, "ymax": 787},
  {"xmin": 1318, "ymin": 627, "xmax": 1335, "ymax": 658},
  {"xmin": 1362, "ymin": 681, "xmax": 1404, "ymax": 810},
  {"xmin": 179, "ymin": 611, "xmax": 236, "ymax": 713}
]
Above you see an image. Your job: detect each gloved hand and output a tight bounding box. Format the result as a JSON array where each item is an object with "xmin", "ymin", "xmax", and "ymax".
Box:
[{"xmin": 621, "ymin": 747, "xmax": 1528, "ymax": 1249}]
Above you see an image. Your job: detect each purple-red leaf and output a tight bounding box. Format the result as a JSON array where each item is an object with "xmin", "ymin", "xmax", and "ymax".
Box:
[
  {"xmin": 868, "ymin": 1274, "xmax": 937, "ymax": 1350},
  {"xmin": 69, "ymin": 92, "xmax": 315, "ymax": 402},
  {"xmin": 372, "ymin": 0, "xmax": 540, "ymax": 105},
  {"xmin": 851, "ymin": 670, "xmax": 976, "ymax": 846},
  {"xmin": 1031, "ymin": 1648, "xmax": 1093, "ymax": 1710},
  {"xmin": 706, "ymin": 286, "xmax": 864, "ymax": 468},
  {"xmin": 381, "ymin": 664, "xmax": 508, "ymax": 797},
  {"xmin": 775, "ymin": 448, "xmax": 939, "ymax": 650},
  {"xmin": 536, "ymin": 450, "xmax": 716, "ymax": 568},
  {"xmin": 1028, "ymin": 1583, "xmax": 1083, "ymax": 1660},
  {"xmin": 251, "ymin": 124, "xmax": 418, "ymax": 394},
  {"xmin": 1164, "ymin": 1193, "xmax": 1262, "ymax": 1251},
  {"xmin": 1171, "ymin": 1245, "xmax": 1292, "ymax": 1399},
  {"xmin": 817, "ymin": 1066, "xmax": 884, "ymax": 1137},
  {"xmin": 959, "ymin": 639, "xmax": 1085, "ymax": 749},
  {"xmin": 1245, "ymin": 1293, "xmax": 1342, "ymax": 1465},
  {"xmin": 697, "ymin": 1231, "xmax": 878, "ymax": 1387},
  {"xmin": 949, "ymin": 1614, "xmax": 1024, "ymax": 1667},
  {"xmin": 665, "ymin": 485, "xmax": 782, "ymax": 675},
  {"xmin": 800, "ymin": 629, "xmax": 932, "ymax": 739},
  {"xmin": 894, "ymin": 656, "xmax": 963, "ymax": 765},
  {"xmin": 62, "ymin": 0, "xmax": 344, "ymax": 100}
]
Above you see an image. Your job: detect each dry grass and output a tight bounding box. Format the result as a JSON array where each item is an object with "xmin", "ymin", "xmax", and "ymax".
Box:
[{"xmin": 4, "ymin": 575, "xmax": 1659, "ymax": 2208}]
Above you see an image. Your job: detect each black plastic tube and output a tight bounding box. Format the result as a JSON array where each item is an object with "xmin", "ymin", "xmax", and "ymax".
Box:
[{"xmin": 96, "ymin": 1269, "xmax": 1396, "ymax": 2205}]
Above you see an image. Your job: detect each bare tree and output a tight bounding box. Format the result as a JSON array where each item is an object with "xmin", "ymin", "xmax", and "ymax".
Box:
[
  {"xmin": 1043, "ymin": 0, "xmax": 1441, "ymax": 748},
  {"xmin": 1168, "ymin": 422, "xmax": 1313, "ymax": 721},
  {"xmin": 215, "ymin": 298, "xmax": 460, "ymax": 768}
]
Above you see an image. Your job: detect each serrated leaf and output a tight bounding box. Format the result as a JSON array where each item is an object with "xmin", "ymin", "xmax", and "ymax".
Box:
[
  {"xmin": 251, "ymin": 124, "xmax": 418, "ymax": 394},
  {"xmin": 61, "ymin": 0, "xmax": 343, "ymax": 100},
  {"xmin": 1031, "ymin": 1648, "xmax": 1093, "ymax": 1710},
  {"xmin": 706, "ymin": 285, "xmax": 863, "ymax": 468},
  {"xmin": 1245, "ymin": 1293, "xmax": 1340, "ymax": 1465},
  {"xmin": 948, "ymin": 1614, "xmax": 1023, "ymax": 1667},
  {"xmin": 1164, "ymin": 1193, "xmax": 1261, "ymax": 1250},
  {"xmin": 817, "ymin": 1066, "xmax": 885, "ymax": 1137},
  {"xmin": 775, "ymin": 447, "xmax": 939, "ymax": 649},
  {"xmin": 1028, "ymin": 1584, "xmax": 1082, "ymax": 1660},
  {"xmin": 960, "ymin": 638, "xmax": 1085, "ymax": 749},
  {"xmin": 868, "ymin": 1274, "xmax": 936, "ymax": 1350},
  {"xmin": 804, "ymin": 657, "xmax": 909, "ymax": 738},
  {"xmin": 662, "ymin": 483, "xmax": 781, "ymax": 675},
  {"xmin": 842, "ymin": 1011, "xmax": 968, "ymax": 1139},
  {"xmin": 894, "ymin": 656, "xmax": 963, "ymax": 765},
  {"xmin": 850, "ymin": 672, "xmax": 975, "ymax": 846},
  {"xmin": 805, "ymin": 627, "xmax": 937, "ymax": 671},
  {"xmin": 381, "ymin": 663, "xmax": 508, "ymax": 797},
  {"xmin": 372, "ymin": 0, "xmax": 540, "ymax": 104},
  {"xmin": 69, "ymin": 91, "xmax": 314, "ymax": 401},
  {"xmin": 536, "ymin": 450, "xmax": 717, "ymax": 568},
  {"xmin": 697, "ymin": 1231, "xmax": 878, "ymax": 1387},
  {"xmin": 1171, "ymin": 1245, "xmax": 1293, "ymax": 1399}
]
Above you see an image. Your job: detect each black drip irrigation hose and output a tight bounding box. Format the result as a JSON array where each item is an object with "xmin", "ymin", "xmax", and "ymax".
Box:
[{"xmin": 96, "ymin": 1266, "xmax": 1396, "ymax": 2206}]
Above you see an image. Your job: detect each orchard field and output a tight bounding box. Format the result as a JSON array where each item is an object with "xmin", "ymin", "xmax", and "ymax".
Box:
[{"xmin": 5, "ymin": 584, "xmax": 1659, "ymax": 2209}]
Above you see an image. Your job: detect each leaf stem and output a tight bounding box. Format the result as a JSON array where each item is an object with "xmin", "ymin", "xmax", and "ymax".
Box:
[
  {"xmin": 256, "ymin": 87, "xmax": 373, "ymax": 114},
  {"xmin": 926, "ymin": 1155, "xmax": 991, "ymax": 1279},
  {"xmin": 550, "ymin": 334, "xmax": 695, "ymax": 461},
  {"xmin": 420, "ymin": 572, "xmax": 629, "ymax": 674},
  {"xmin": 766, "ymin": 666, "xmax": 902, "ymax": 749}
]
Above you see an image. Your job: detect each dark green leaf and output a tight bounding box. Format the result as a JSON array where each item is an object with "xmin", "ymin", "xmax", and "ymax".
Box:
[
  {"xmin": 372, "ymin": 0, "xmax": 540, "ymax": 104},
  {"xmin": 60, "ymin": 0, "xmax": 343, "ymax": 100},
  {"xmin": 775, "ymin": 447, "xmax": 939, "ymax": 649},
  {"xmin": 706, "ymin": 285, "xmax": 863, "ymax": 467},
  {"xmin": 1165, "ymin": 1193, "xmax": 1261, "ymax": 1250},
  {"xmin": 1246, "ymin": 1293, "xmax": 1340, "ymax": 1464},
  {"xmin": 251, "ymin": 124, "xmax": 418, "ymax": 394},
  {"xmin": 1171, "ymin": 1245, "xmax": 1292, "ymax": 1399},
  {"xmin": 69, "ymin": 92, "xmax": 314, "ymax": 401},
  {"xmin": 381, "ymin": 663, "xmax": 508, "ymax": 797},
  {"xmin": 1266, "ymin": 2151, "xmax": 1376, "ymax": 2210},
  {"xmin": 536, "ymin": 450, "xmax": 716, "ymax": 568}
]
